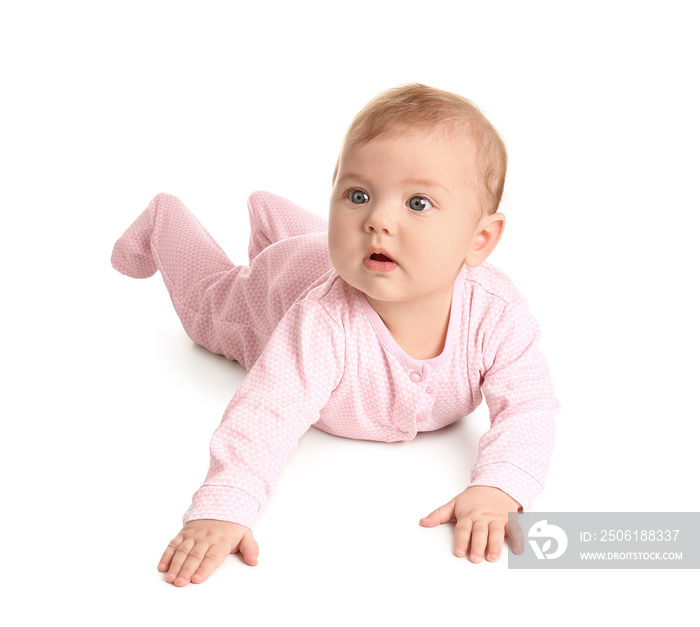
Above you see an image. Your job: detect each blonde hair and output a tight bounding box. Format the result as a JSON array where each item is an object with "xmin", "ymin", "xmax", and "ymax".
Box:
[{"xmin": 332, "ymin": 83, "xmax": 507, "ymax": 216}]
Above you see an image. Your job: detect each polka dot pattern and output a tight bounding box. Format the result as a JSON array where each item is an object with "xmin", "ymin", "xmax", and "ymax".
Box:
[{"xmin": 111, "ymin": 191, "xmax": 560, "ymax": 529}]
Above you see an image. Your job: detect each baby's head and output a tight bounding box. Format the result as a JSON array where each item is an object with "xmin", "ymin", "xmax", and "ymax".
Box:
[
  {"xmin": 328, "ymin": 83, "xmax": 508, "ymax": 307},
  {"xmin": 332, "ymin": 83, "xmax": 507, "ymax": 219}
]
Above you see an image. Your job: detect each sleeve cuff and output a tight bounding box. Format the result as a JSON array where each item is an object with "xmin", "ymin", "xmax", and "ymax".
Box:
[
  {"xmin": 467, "ymin": 461, "xmax": 544, "ymax": 512},
  {"xmin": 182, "ymin": 485, "xmax": 261, "ymax": 529}
]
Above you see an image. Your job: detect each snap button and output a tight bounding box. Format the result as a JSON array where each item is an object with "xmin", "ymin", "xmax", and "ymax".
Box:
[{"xmin": 409, "ymin": 371, "xmax": 422, "ymax": 383}]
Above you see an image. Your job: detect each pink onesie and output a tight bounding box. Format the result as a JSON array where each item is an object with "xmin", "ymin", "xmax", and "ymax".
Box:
[{"xmin": 111, "ymin": 191, "xmax": 560, "ymax": 530}]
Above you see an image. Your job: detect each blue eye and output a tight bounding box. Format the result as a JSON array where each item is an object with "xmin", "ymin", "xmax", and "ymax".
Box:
[
  {"xmin": 348, "ymin": 190, "xmax": 369, "ymax": 205},
  {"xmin": 409, "ymin": 196, "xmax": 433, "ymax": 212}
]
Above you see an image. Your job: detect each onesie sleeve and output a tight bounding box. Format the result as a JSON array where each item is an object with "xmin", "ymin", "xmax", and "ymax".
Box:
[
  {"xmin": 467, "ymin": 295, "xmax": 560, "ymax": 511},
  {"xmin": 182, "ymin": 298, "xmax": 345, "ymax": 529}
]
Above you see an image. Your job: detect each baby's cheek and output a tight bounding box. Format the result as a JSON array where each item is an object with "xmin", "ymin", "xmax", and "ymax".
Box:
[
  {"xmin": 327, "ymin": 238, "xmax": 346, "ymax": 273},
  {"xmin": 327, "ymin": 222, "xmax": 350, "ymax": 259}
]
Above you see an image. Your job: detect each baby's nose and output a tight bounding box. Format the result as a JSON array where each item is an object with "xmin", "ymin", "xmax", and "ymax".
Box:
[{"xmin": 364, "ymin": 204, "xmax": 395, "ymax": 234}]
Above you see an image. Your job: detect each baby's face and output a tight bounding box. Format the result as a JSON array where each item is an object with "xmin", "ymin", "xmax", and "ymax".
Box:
[{"xmin": 328, "ymin": 129, "xmax": 483, "ymax": 307}]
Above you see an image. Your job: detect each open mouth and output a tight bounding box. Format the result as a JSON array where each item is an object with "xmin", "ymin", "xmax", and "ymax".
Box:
[{"xmin": 365, "ymin": 250, "xmax": 398, "ymax": 273}]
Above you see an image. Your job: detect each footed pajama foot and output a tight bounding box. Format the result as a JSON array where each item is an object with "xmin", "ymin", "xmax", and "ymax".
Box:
[{"xmin": 111, "ymin": 197, "xmax": 159, "ymax": 278}]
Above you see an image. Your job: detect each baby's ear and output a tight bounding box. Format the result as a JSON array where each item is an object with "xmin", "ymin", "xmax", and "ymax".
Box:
[{"xmin": 464, "ymin": 212, "xmax": 506, "ymax": 267}]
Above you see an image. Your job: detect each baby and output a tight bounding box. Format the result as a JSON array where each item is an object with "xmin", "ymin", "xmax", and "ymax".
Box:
[{"xmin": 111, "ymin": 83, "xmax": 559, "ymax": 587}]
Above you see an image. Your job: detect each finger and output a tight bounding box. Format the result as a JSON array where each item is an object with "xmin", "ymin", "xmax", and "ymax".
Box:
[
  {"xmin": 486, "ymin": 521, "xmax": 505, "ymax": 562},
  {"xmin": 190, "ymin": 543, "xmax": 229, "ymax": 584},
  {"xmin": 165, "ymin": 537, "xmax": 196, "ymax": 585},
  {"xmin": 172, "ymin": 541, "xmax": 210, "ymax": 587},
  {"xmin": 419, "ymin": 501, "xmax": 455, "ymax": 527},
  {"xmin": 158, "ymin": 534, "xmax": 184, "ymax": 572},
  {"xmin": 237, "ymin": 531, "xmax": 259, "ymax": 566},
  {"xmin": 507, "ymin": 518, "xmax": 526, "ymax": 555},
  {"xmin": 454, "ymin": 518, "xmax": 473, "ymax": 557},
  {"xmin": 468, "ymin": 522, "xmax": 489, "ymax": 563}
]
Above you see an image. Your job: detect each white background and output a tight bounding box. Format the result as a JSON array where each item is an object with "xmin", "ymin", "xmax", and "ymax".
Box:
[{"xmin": 2, "ymin": 0, "xmax": 698, "ymax": 624}]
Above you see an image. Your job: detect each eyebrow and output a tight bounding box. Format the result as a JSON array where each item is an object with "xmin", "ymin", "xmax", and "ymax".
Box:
[{"xmin": 337, "ymin": 174, "xmax": 450, "ymax": 193}]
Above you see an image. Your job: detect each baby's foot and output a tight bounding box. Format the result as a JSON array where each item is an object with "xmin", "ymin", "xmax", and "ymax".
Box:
[{"xmin": 111, "ymin": 201, "xmax": 158, "ymax": 278}]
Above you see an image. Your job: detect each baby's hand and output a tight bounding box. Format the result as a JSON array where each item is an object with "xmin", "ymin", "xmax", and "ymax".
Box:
[
  {"xmin": 157, "ymin": 519, "xmax": 259, "ymax": 587},
  {"xmin": 419, "ymin": 485, "xmax": 521, "ymax": 563}
]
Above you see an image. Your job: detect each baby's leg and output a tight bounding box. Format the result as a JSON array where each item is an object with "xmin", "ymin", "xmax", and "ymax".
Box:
[
  {"xmin": 111, "ymin": 193, "xmax": 264, "ymax": 364},
  {"xmin": 112, "ymin": 192, "xmax": 332, "ymax": 368},
  {"xmin": 111, "ymin": 193, "xmax": 230, "ymax": 280},
  {"xmin": 246, "ymin": 190, "xmax": 327, "ymax": 263}
]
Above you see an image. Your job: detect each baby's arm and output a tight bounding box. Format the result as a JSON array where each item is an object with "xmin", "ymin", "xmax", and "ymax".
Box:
[
  {"xmin": 158, "ymin": 520, "xmax": 258, "ymax": 587},
  {"xmin": 421, "ymin": 295, "xmax": 559, "ymax": 562},
  {"xmin": 161, "ymin": 298, "xmax": 345, "ymax": 585}
]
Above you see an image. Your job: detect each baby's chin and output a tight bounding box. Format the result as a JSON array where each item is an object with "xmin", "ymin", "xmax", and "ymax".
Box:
[{"xmin": 351, "ymin": 280, "xmax": 409, "ymax": 306}]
